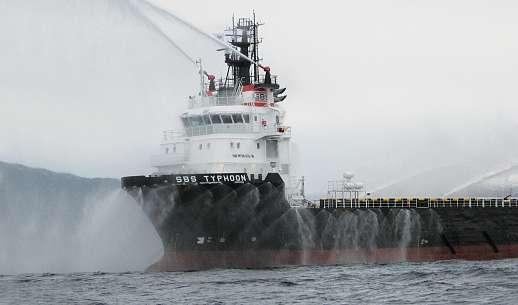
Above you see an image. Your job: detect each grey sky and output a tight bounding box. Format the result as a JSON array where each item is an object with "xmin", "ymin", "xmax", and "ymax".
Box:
[{"xmin": 1, "ymin": 0, "xmax": 518, "ymax": 193}]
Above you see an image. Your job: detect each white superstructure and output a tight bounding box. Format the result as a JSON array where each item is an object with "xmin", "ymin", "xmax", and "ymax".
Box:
[
  {"xmin": 151, "ymin": 77, "xmax": 291, "ymax": 179},
  {"xmin": 150, "ymin": 16, "xmax": 291, "ymax": 183}
]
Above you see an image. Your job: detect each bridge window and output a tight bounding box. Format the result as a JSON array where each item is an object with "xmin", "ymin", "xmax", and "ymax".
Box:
[
  {"xmin": 221, "ymin": 114, "xmax": 233, "ymax": 124},
  {"xmin": 181, "ymin": 117, "xmax": 190, "ymax": 127},
  {"xmin": 243, "ymin": 114, "xmax": 250, "ymax": 123},
  {"xmin": 199, "ymin": 144, "xmax": 202, "ymax": 150},
  {"xmin": 189, "ymin": 115, "xmax": 203, "ymax": 127},
  {"xmin": 230, "ymin": 142, "xmax": 234, "ymax": 148},
  {"xmin": 210, "ymin": 114, "xmax": 222, "ymax": 124},
  {"xmin": 256, "ymin": 142, "xmax": 260, "ymax": 149},
  {"xmin": 202, "ymin": 114, "xmax": 211, "ymax": 125},
  {"xmin": 237, "ymin": 142, "xmax": 240, "ymax": 149},
  {"xmin": 206, "ymin": 143, "xmax": 210, "ymax": 149},
  {"xmin": 232, "ymin": 114, "xmax": 244, "ymax": 123}
]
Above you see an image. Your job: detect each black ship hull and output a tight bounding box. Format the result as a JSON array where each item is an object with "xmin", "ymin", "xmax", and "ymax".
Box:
[{"xmin": 122, "ymin": 174, "xmax": 518, "ymax": 271}]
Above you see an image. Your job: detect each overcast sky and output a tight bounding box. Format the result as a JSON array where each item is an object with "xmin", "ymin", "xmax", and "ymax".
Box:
[{"xmin": 1, "ymin": 0, "xmax": 518, "ymax": 193}]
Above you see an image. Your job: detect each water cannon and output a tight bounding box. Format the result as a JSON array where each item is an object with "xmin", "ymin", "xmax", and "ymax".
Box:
[
  {"xmin": 259, "ymin": 65, "xmax": 272, "ymax": 85},
  {"xmin": 204, "ymin": 71, "xmax": 216, "ymax": 91},
  {"xmin": 259, "ymin": 65, "xmax": 270, "ymax": 72}
]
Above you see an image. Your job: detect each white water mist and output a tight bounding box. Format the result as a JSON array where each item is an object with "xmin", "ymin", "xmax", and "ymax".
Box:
[{"xmin": 0, "ymin": 185, "xmax": 161, "ymax": 275}]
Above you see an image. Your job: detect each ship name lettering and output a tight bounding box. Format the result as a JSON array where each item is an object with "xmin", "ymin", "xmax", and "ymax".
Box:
[
  {"xmin": 223, "ymin": 175, "xmax": 229, "ymax": 182},
  {"xmin": 217, "ymin": 175, "xmax": 222, "ymax": 182},
  {"xmin": 173, "ymin": 175, "xmax": 197, "ymax": 184},
  {"xmin": 240, "ymin": 174, "xmax": 247, "ymax": 181},
  {"xmin": 203, "ymin": 175, "xmax": 209, "ymax": 182},
  {"xmin": 232, "ymin": 154, "xmax": 255, "ymax": 159},
  {"xmin": 229, "ymin": 175, "xmax": 235, "ymax": 182}
]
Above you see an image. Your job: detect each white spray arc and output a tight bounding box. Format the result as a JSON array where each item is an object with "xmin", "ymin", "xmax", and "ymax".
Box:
[
  {"xmin": 443, "ymin": 163, "xmax": 518, "ymax": 196},
  {"xmin": 136, "ymin": 0, "xmax": 263, "ymax": 67},
  {"xmin": 0, "ymin": 186, "xmax": 162, "ymax": 275}
]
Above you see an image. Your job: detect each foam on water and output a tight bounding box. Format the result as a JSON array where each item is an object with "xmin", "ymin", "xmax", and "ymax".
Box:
[{"xmin": 3, "ymin": 260, "xmax": 518, "ymax": 304}]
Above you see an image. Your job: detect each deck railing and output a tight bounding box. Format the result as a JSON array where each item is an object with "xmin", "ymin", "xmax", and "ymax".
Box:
[
  {"xmin": 186, "ymin": 124, "xmax": 256, "ymax": 136},
  {"xmin": 162, "ymin": 124, "xmax": 291, "ymax": 141},
  {"xmin": 319, "ymin": 197, "xmax": 518, "ymax": 209},
  {"xmin": 188, "ymin": 95, "xmax": 244, "ymax": 108}
]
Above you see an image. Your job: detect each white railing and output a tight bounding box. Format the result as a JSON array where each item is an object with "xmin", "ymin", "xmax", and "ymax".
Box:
[
  {"xmin": 257, "ymin": 74, "xmax": 278, "ymax": 85},
  {"xmin": 187, "ymin": 124, "xmax": 254, "ymax": 136},
  {"xmin": 188, "ymin": 95, "xmax": 245, "ymax": 109},
  {"xmin": 162, "ymin": 124, "xmax": 291, "ymax": 140},
  {"xmin": 163, "ymin": 131, "xmax": 185, "ymax": 142},
  {"xmin": 319, "ymin": 197, "xmax": 518, "ymax": 209}
]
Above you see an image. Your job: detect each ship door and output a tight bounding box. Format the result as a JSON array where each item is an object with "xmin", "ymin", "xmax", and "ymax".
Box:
[
  {"xmin": 252, "ymin": 114, "xmax": 260, "ymax": 132},
  {"xmin": 266, "ymin": 139, "xmax": 279, "ymax": 171}
]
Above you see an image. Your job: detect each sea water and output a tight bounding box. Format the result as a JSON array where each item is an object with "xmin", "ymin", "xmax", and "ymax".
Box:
[{"xmin": 2, "ymin": 259, "xmax": 518, "ymax": 304}]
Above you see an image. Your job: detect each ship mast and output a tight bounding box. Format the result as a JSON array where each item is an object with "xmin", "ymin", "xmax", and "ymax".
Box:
[
  {"xmin": 223, "ymin": 14, "xmax": 266, "ymax": 88},
  {"xmin": 197, "ymin": 59, "xmax": 205, "ymax": 97},
  {"xmin": 252, "ymin": 11, "xmax": 259, "ymax": 83}
]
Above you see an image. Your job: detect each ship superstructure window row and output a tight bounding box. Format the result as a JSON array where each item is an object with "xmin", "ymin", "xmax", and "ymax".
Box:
[{"xmin": 182, "ymin": 113, "xmax": 253, "ymax": 127}]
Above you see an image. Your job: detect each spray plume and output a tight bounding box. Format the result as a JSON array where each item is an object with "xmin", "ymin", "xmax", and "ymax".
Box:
[
  {"xmin": 138, "ymin": 0, "xmax": 266, "ymax": 70},
  {"xmin": 132, "ymin": 3, "xmax": 196, "ymax": 64}
]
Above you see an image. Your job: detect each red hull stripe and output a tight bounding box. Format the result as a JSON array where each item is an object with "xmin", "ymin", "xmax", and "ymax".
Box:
[{"xmin": 148, "ymin": 244, "xmax": 518, "ymax": 272}]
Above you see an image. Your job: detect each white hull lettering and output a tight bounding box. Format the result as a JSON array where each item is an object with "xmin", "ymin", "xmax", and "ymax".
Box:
[{"xmin": 169, "ymin": 173, "xmax": 249, "ymax": 185}]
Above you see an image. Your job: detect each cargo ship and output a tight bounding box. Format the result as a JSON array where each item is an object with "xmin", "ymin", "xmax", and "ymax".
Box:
[{"xmin": 122, "ymin": 11, "xmax": 518, "ymax": 271}]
